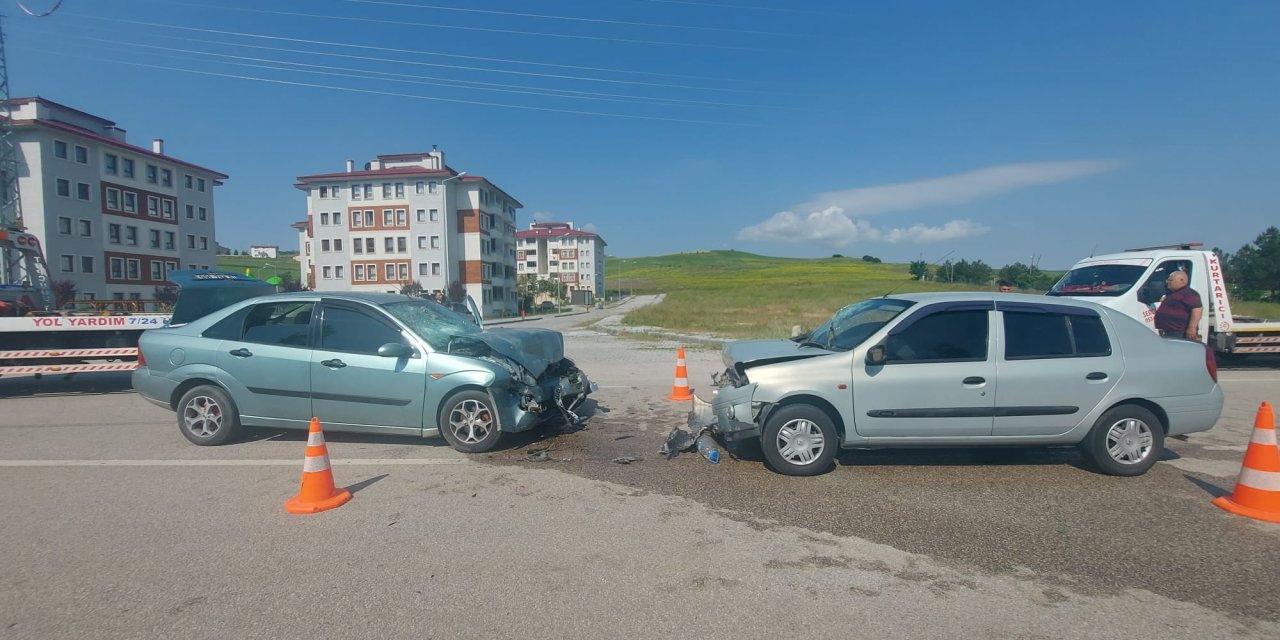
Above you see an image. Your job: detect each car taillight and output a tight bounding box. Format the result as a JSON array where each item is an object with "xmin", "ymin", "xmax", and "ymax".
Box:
[
  {"xmin": 1204, "ymin": 344, "xmax": 1217, "ymax": 383},
  {"xmin": 137, "ymin": 348, "xmax": 148, "ymax": 367}
]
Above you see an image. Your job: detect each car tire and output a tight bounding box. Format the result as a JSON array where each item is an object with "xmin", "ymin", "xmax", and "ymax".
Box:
[
  {"xmin": 439, "ymin": 390, "xmax": 503, "ymax": 453},
  {"xmin": 177, "ymin": 384, "xmax": 241, "ymax": 446},
  {"xmin": 760, "ymin": 404, "xmax": 838, "ymax": 476},
  {"xmin": 1081, "ymin": 405, "xmax": 1164, "ymax": 476}
]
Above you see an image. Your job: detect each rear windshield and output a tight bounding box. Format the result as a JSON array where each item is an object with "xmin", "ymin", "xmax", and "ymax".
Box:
[{"xmin": 1047, "ymin": 265, "xmax": 1147, "ymax": 297}]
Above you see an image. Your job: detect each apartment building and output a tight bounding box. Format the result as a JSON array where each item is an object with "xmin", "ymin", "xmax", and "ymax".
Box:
[
  {"xmin": 294, "ymin": 148, "xmax": 521, "ymax": 317},
  {"xmin": 516, "ymin": 222, "xmax": 607, "ymax": 304},
  {"xmin": 6, "ymin": 97, "xmax": 225, "ymax": 303}
]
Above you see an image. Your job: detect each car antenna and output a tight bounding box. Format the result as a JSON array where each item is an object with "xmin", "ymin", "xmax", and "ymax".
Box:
[{"xmin": 881, "ymin": 250, "xmax": 954, "ymax": 298}]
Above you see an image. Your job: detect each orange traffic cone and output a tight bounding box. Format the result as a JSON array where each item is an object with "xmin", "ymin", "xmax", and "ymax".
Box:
[
  {"xmin": 1213, "ymin": 402, "xmax": 1280, "ymax": 523},
  {"xmin": 667, "ymin": 345, "xmax": 694, "ymax": 401},
  {"xmin": 285, "ymin": 418, "xmax": 352, "ymax": 514}
]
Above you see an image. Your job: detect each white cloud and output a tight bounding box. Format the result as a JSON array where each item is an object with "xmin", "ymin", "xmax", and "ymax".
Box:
[{"xmin": 738, "ymin": 159, "xmax": 1116, "ymax": 247}]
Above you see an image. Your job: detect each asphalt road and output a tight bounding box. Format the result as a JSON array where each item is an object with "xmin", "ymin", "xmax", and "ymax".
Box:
[{"xmin": 2, "ymin": 298, "xmax": 1278, "ymax": 639}]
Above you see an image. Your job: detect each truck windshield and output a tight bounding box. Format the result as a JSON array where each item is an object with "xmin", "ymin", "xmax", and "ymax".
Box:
[
  {"xmin": 804, "ymin": 298, "xmax": 915, "ymax": 351},
  {"xmin": 1047, "ymin": 265, "xmax": 1148, "ymax": 297}
]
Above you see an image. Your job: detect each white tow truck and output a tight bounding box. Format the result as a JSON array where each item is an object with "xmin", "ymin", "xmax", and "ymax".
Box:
[{"xmin": 1048, "ymin": 243, "xmax": 1280, "ymax": 358}]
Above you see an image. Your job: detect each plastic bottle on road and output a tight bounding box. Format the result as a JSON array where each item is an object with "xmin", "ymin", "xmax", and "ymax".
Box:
[{"xmin": 695, "ymin": 433, "xmax": 721, "ymax": 464}]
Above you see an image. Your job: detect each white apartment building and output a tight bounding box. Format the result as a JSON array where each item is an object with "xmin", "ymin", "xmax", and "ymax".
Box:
[
  {"xmin": 6, "ymin": 97, "xmax": 224, "ymax": 303},
  {"xmin": 516, "ymin": 222, "xmax": 607, "ymax": 304},
  {"xmin": 294, "ymin": 148, "xmax": 521, "ymax": 317}
]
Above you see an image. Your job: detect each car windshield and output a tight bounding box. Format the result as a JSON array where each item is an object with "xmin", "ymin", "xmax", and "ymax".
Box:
[
  {"xmin": 1047, "ymin": 265, "xmax": 1148, "ymax": 297},
  {"xmin": 382, "ymin": 299, "xmax": 481, "ymax": 350},
  {"xmin": 805, "ymin": 298, "xmax": 915, "ymax": 351}
]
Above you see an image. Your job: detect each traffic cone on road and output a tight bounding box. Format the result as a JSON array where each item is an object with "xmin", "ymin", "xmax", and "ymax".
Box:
[
  {"xmin": 1213, "ymin": 402, "xmax": 1280, "ymax": 523},
  {"xmin": 285, "ymin": 418, "xmax": 352, "ymax": 514},
  {"xmin": 667, "ymin": 345, "xmax": 694, "ymax": 402}
]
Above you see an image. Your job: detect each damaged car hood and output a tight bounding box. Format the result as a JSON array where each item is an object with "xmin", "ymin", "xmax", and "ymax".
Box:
[
  {"xmin": 724, "ymin": 339, "xmax": 834, "ymax": 369},
  {"xmin": 450, "ymin": 327, "xmax": 565, "ymax": 378}
]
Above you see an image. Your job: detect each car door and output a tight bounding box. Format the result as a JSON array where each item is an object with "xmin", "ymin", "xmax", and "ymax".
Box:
[
  {"xmin": 852, "ymin": 302, "xmax": 996, "ymax": 438},
  {"xmin": 993, "ymin": 302, "xmax": 1123, "ymax": 436},
  {"xmin": 309, "ymin": 300, "xmax": 428, "ymax": 435},
  {"xmin": 212, "ymin": 300, "xmax": 315, "ymax": 429}
]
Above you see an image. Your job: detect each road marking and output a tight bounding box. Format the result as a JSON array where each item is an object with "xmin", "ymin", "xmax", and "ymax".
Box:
[{"xmin": 0, "ymin": 458, "xmax": 467, "ymax": 467}]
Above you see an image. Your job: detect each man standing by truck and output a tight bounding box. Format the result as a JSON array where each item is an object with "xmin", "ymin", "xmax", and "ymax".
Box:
[{"xmin": 1154, "ymin": 271, "xmax": 1203, "ymax": 341}]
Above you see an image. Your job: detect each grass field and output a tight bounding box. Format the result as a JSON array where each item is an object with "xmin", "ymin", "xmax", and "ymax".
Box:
[{"xmin": 608, "ymin": 251, "xmax": 1280, "ymax": 339}]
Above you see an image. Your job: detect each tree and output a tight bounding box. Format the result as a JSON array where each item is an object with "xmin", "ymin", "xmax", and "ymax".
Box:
[
  {"xmin": 908, "ymin": 260, "xmax": 930, "ymax": 281},
  {"xmin": 51, "ymin": 279, "xmax": 77, "ymax": 310},
  {"xmin": 400, "ymin": 281, "xmax": 424, "ymax": 296},
  {"xmin": 861, "ymin": 255, "xmax": 882, "ymax": 264},
  {"xmin": 152, "ymin": 285, "xmax": 178, "ymax": 310}
]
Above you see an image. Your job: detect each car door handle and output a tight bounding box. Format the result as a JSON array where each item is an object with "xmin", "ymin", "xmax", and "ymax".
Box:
[
  {"xmin": 1086, "ymin": 371, "xmax": 1108, "ymax": 380},
  {"xmin": 229, "ymin": 348, "xmax": 252, "ymax": 358},
  {"xmin": 321, "ymin": 358, "xmax": 347, "ymax": 369},
  {"xmin": 962, "ymin": 376, "xmax": 985, "ymax": 385}
]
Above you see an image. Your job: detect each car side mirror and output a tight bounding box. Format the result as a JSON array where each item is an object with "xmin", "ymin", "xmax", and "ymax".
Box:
[
  {"xmin": 377, "ymin": 342, "xmax": 414, "ymax": 358},
  {"xmin": 865, "ymin": 344, "xmax": 887, "ymax": 366}
]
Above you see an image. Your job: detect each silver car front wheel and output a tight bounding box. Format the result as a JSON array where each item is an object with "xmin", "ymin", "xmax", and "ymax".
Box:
[
  {"xmin": 176, "ymin": 384, "xmax": 241, "ymax": 446},
  {"xmin": 438, "ymin": 390, "xmax": 503, "ymax": 453},
  {"xmin": 1082, "ymin": 405, "xmax": 1164, "ymax": 476}
]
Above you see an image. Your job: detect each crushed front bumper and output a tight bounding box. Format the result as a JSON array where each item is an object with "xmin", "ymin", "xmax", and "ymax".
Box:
[{"xmin": 688, "ymin": 383, "xmax": 761, "ymax": 443}]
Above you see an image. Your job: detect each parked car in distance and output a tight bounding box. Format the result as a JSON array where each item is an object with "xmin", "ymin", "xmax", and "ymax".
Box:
[
  {"xmin": 690, "ymin": 292, "xmax": 1223, "ymax": 476},
  {"xmin": 134, "ymin": 287, "xmax": 595, "ymax": 453}
]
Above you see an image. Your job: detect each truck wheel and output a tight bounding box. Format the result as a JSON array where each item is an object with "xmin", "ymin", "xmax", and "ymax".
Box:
[
  {"xmin": 1080, "ymin": 405, "xmax": 1164, "ymax": 476},
  {"xmin": 760, "ymin": 404, "xmax": 838, "ymax": 476},
  {"xmin": 177, "ymin": 384, "xmax": 241, "ymax": 446},
  {"xmin": 438, "ymin": 390, "xmax": 503, "ymax": 453}
]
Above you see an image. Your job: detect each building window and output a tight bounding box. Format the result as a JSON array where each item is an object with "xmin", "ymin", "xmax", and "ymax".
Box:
[
  {"xmin": 385, "ymin": 264, "xmax": 395, "ymax": 280},
  {"xmin": 109, "ymin": 257, "xmax": 124, "ymax": 279},
  {"xmin": 105, "ymin": 154, "xmax": 118, "ymax": 175},
  {"xmin": 108, "ymin": 223, "xmax": 121, "ymax": 244},
  {"xmin": 150, "ymin": 229, "xmax": 161, "ymax": 248},
  {"xmin": 396, "ymin": 209, "xmax": 407, "ymax": 226},
  {"xmin": 147, "ymin": 196, "xmax": 159, "ymax": 217},
  {"xmin": 106, "ymin": 188, "xmax": 120, "ymax": 210},
  {"xmin": 56, "ymin": 178, "xmax": 71, "ymax": 197},
  {"xmin": 60, "ymin": 254, "xmax": 74, "ymax": 272},
  {"xmin": 384, "ymin": 237, "xmax": 395, "ymax": 253},
  {"xmin": 124, "ymin": 192, "xmax": 138, "ymax": 213},
  {"xmin": 320, "ymin": 212, "xmax": 330, "ymax": 225},
  {"xmin": 333, "ymin": 211, "xmax": 342, "ymax": 225},
  {"xmin": 186, "ymin": 204, "xmax": 194, "ymax": 219},
  {"xmin": 81, "ymin": 256, "xmax": 95, "ymax": 273},
  {"xmin": 323, "ymin": 266, "xmax": 332, "ymax": 279},
  {"xmin": 145, "ymin": 164, "xmax": 158, "ymax": 184},
  {"xmin": 162, "ymin": 200, "xmax": 174, "ymax": 219},
  {"xmin": 77, "ymin": 182, "xmax": 91, "ymax": 201},
  {"xmin": 151, "ymin": 261, "xmax": 163, "ymax": 280},
  {"xmin": 199, "ymin": 237, "xmax": 209, "ymax": 251},
  {"xmin": 354, "ymin": 264, "xmax": 365, "ymax": 281},
  {"xmin": 396, "ymin": 237, "xmax": 407, "ymax": 253},
  {"xmin": 335, "ymin": 265, "xmax": 344, "ymax": 279},
  {"xmin": 416, "ymin": 181, "xmax": 425, "ymax": 194},
  {"xmin": 57, "ymin": 216, "xmax": 72, "ymax": 234},
  {"xmin": 184, "ymin": 174, "xmax": 193, "ymax": 189},
  {"xmin": 321, "ymin": 239, "xmax": 331, "ymax": 252},
  {"xmin": 75, "ymin": 145, "xmax": 88, "ymax": 164},
  {"xmin": 365, "ymin": 238, "xmax": 375, "ymax": 254},
  {"xmin": 197, "ymin": 178, "xmax": 206, "ymax": 192},
  {"xmin": 199, "ymin": 207, "xmax": 207, "ymax": 221},
  {"xmin": 334, "ymin": 239, "xmax": 343, "ymax": 252},
  {"xmin": 125, "ymin": 226, "xmax": 138, "ymax": 246},
  {"xmin": 54, "ymin": 140, "xmax": 68, "ymax": 159},
  {"xmin": 165, "ymin": 231, "xmax": 175, "ymax": 250},
  {"xmin": 395, "ymin": 182, "xmax": 405, "ymax": 198},
  {"xmin": 79, "ymin": 219, "xmax": 92, "ymax": 237},
  {"xmin": 383, "ymin": 209, "xmax": 394, "ymax": 226},
  {"xmin": 398, "ymin": 263, "xmax": 408, "ymax": 280},
  {"xmin": 126, "ymin": 258, "xmax": 141, "ymax": 280},
  {"xmin": 382, "ymin": 183, "xmax": 392, "ymax": 199},
  {"xmin": 417, "ymin": 236, "xmax": 427, "ymax": 249},
  {"xmin": 123, "ymin": 158, "xmax": 135, "ymax": 178},
  {"xmin": 161, "ymin": 169, "xmax": 173, "ymax": 187},
  {"xmin": 431, "ymin": 235, "xmax": 440, "ymax": 249},
  {"xmin": 430, "ymin": 208, "xmax": 439, "ymax": 222},
  {"xmin": 186, "ymin": 234, "xmax": 196, "ymax": 249}
]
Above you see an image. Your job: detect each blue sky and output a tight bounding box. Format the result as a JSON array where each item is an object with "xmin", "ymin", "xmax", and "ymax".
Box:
[{"xmin": 8, "ymin": 0, "xmax": 1277, "ymax": 268}]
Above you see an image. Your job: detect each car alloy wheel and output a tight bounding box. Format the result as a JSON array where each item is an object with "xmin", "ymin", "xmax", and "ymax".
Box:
[
  {"xmin": 775, "ymin": 418, "xmax": 827, "ymax": 466},
  {"xmin": 1105, "ymin": 417, "xmax": 1154, "ymax": 465},
  {"xmin": 183, "ymin": 394, "xmax": 224, "ymax": 439},
  {"xmin": 448, "ymin": 398, "xmax": 494, "ymax": 445}
]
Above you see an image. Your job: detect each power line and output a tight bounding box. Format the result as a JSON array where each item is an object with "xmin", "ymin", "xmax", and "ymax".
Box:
[{"xmin": 69, "ymin": 14, "xmax": 761, "ymax": 90}]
